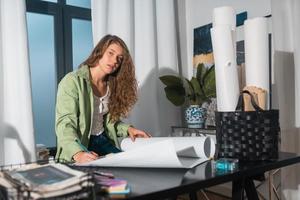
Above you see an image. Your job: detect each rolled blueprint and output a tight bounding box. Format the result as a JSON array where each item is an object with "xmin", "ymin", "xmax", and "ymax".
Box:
[
  {"xmin": 211, "ymin": 25, "xmax": 240, "ymax": 111},
  {"xmin": 213, "ymin": 6, "xmax": 237, "ymax": 52},
  {"xmin": 244, "ymin": 17, "xmax": 269, "ymax": 107},
  {"xmin": 213, "ymin": 6, "xmax": 236, "ymax": 30},
  {"xmin": 121, "ymin": 136, "xmax": 215, "ymax": 159},
  {"xmin": 79, "ymin": 136, "xmax": 215, "ymax": 168}
]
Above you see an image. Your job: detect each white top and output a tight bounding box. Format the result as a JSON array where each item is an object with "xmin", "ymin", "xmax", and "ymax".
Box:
[{"xmin": 91, "ymin": 85, "xmax": 110, "ymax": 136}]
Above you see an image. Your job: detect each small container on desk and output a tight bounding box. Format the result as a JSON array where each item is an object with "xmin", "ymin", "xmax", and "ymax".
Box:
[
  {"xmin": 214, "ymin": 158, "xmax": 238, "ymax": 171},
  {"xmin": 171, "ymin": 126, "xmax": 216, "ymax": 137}
]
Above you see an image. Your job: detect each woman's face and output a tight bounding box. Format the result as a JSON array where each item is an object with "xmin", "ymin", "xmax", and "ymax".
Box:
[{"xmin": 98, "ymin": 43, "xmax": 124, "ymax": 75}]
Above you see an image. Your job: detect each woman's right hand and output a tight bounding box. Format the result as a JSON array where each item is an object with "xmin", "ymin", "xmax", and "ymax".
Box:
[{"xmin": 73, "ymin": 151, "xmax": 99, "ymax": 163}]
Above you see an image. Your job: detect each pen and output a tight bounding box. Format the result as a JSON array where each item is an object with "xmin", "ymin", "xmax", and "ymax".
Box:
[{"xmin": 75, "ymin": 139, "xmax": 90, "ymax": 153}]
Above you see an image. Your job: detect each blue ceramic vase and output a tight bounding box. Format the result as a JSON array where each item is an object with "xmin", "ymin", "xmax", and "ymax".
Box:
[{"xmin": 185, "ymin": 105, "xmax": 207, "ymax": 128}]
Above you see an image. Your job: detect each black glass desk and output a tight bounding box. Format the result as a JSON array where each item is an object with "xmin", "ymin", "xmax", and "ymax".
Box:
[{"xmin": 74, "ymin": 152, "xmax": 300, "ymax": 200}]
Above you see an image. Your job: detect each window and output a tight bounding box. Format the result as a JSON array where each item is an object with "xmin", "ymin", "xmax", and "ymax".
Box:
[
  {"xmin": 26, "ymin": 13, "xmax": 56, "ymax": 147},
  {"xmin": 72, "ymin": 19, "xmax": 93, "ymax": 70},
  {"xmin": 26, "ymin": 0, "xmax": 93, "ymax": 147}
]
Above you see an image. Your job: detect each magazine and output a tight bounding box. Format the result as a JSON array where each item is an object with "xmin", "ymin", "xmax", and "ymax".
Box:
[
  {"xmin": 1, "ymin": 163, "xmax": 93, "ymax": 199},
  {"xmin": 0, "ymin": 172, "xmax": 18, "ymax": 200}
]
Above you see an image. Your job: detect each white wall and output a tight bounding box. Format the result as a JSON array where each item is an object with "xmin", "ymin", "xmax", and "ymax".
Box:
[
  {"xmin": 271, "ymin": 0, "xmax": 300, "ymax": 199},
  {"xmin": 177, "ymin": 0, "xmax": 271, "ymax": 79}
]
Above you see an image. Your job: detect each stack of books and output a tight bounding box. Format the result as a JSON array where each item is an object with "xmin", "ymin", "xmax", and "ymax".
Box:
[
  {"xmin": 0, "ymin": 163, "xmax": 93, "ymax": 199},
  {"xmin": 93, "ymin": 172, "xmax": 130, "ymax": 197}
]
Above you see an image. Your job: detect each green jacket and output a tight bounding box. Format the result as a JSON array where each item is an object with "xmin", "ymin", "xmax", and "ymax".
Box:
[{"xmin": 55, "ymin": 65, "xmax": 130, "ymax": 162}]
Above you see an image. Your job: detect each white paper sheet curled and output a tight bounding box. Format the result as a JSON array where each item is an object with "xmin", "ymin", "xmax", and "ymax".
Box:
[
  {"xmin": 79, "ymin": 136, "xmax": 215, "ymax": 168},
  {"xmin": 213, "ymin": 6, "xmax": 236, "ymax": 30},
  {"xmin": 211, "ymin": 25, "xmax": 240, "ymax": 111},
  {"xmin": 244, "ymin": 17, "xmax": 269, "ymax": 107},
  {"xmin": 121, "ymin": 137, "xmax": 215, "ymax": 158}
]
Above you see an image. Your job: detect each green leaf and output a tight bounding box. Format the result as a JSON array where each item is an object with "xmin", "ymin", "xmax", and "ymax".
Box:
[
  {"xmin": 164, "ymin": 85, "xmax": 186, "ymax": 106},
  {"xmin": 158, "ymin": 63, "xmax": 216, "ymax": 106},
  {"xmin": 190, "ymin": 77, "xmax": 201, "ymax": 95},
  {"xmin": 184, "ymin": 78, "xmax": 193, "ymax": 96},
  {"xmin": 159, "ymin": 75, "xmax": 182, "ymax": 87},
  {"xmin": 202, "ymin": 65, "xmax": 215, "ymax": 84},
  {"xmin": 202, "ymin": 66, "xmax": 216, "ymax": 98},
  {"xmin": 196, "ymin": 63, "xmax": 205, "ymax": 84}
]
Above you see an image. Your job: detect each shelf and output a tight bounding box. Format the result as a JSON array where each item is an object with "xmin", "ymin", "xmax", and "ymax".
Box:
[{"xmin": 171, "ymin": 126, "xmax": 216, "ymax": 137}]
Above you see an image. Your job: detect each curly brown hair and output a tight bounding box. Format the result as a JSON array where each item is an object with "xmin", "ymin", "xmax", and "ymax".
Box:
[{"xmin": 82, "ymin": 35, "xmax": 137, "ymax": 122}]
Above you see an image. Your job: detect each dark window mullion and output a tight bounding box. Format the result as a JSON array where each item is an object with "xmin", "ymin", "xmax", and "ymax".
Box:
[
  {"xmin": 57, "ymin": 0, "xmax": 67, "ymax": 81},
  {"xmin": 66, "ymin": 5, "xmax": 91, "ymax": 20},
  {"xmin": 63, "ymin": 7, "xmax": 73, "ymax": 73},
  {"xmin": 58, "ymin": 0, "xmax": 66, "ymax": 5},
  {"xmin": 26, "ymin": 0, "xmax": 59, "ymax": 15},
  {"xmin": 55, "ymin": 6, "xmax": 65, "ymax": 83}
]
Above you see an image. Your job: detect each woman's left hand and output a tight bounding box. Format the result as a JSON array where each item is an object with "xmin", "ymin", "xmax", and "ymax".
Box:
[{"xmin": 128, "ymin": 127, "xmax": 151, "ymax": 141}]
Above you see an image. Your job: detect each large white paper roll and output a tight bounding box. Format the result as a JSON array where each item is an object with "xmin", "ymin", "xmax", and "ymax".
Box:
[
  {"xmin": 79, "ymin": 136, "xmax": 215, "ymax": 168},
  {"xmin": 121, "ymin": 137, "xmax": 215, "ymax": 159},
  {"xmin": 244, "ymin": 17, "xmax": 269, "ymax": 104},
  {"xmin": 213, "ymin": 6, "xmax": 236, "ymax": 30},
  {"xmin": 213, "ymin": 6, "xmax": 237, "ymax": 55},
  {"xmin": 211, "ymin": 25, "xmax": 240, "ymax": 111}
]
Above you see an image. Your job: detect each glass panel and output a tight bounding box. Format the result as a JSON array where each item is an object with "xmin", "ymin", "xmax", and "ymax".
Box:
[
  {"xmin": 40, "ymin": 0, "xmax": 57, "ymax": 3},
  {"xmin": 66, "ymin": 0, "xmax": 91, "ymax": 8},
  {"xmin": 72, "ymin": 18, "xmax": 93, "ymax": 70},
  {"xmin": 26, "ymin": 12, "xmax": 56, "ymax": 147}
]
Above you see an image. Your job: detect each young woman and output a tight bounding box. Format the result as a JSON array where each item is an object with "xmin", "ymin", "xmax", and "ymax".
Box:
[{"xmin": 55, "ymin": 35, "xmax": 150, "ymax": 163}]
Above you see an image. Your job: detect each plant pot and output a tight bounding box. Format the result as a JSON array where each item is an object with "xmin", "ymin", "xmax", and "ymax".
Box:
[{"xmin": 185, "ymin": 105, "xmax": 207, "ymax": 128}]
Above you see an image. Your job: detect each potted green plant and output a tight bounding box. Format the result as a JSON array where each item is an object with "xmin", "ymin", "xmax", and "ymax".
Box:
[{"xmin": 159, "ymin": 63, "xmax": 216, "ymax": 128}]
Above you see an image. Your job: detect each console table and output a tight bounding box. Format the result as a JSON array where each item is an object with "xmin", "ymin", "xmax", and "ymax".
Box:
[{"xmin": 171, "ymin": 126, "xmax": 216, "ymax": 137}]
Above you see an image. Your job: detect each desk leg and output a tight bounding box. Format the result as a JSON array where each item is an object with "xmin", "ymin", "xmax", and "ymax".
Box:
[
  {"xmin": 232, "ymin": 179, "xmax": 244, "ymax": 200},
  {"xmin": 244, "ymin": 179, "xmax": 259, "ymax": 200},
  {"xmin": 232, "ymin": 178, "xmax": 259, "ymax": 200},
  {"xmin": 189, "ymin": 192, "xmax": 198, "ymax": 200}
]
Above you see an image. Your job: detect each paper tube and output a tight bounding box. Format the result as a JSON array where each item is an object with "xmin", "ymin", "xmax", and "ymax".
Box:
[
  {"xmin": 244, "ymin": 17, "xmax": 269, "ymax": 107},
  {"xmin": 213, "ymin": 6, "xmax": 237, "ymax": 52},
  {"xmin": 79, "ymin": 137, "xmax": 215, "ymax": 168},
  {"xmin": 121, "ymin": 137, "xmax": 215, "ymax": 159},
  {"xmin": 213, "ymin": 6, "xmax": 236, "ymax": 30},
  {"xmin": 211, "ymin": 25, "xmax": 240, "ymax": 111}
]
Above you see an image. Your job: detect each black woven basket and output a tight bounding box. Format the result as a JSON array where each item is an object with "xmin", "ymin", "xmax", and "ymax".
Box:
[{"xmin": 215, "ymin": 91, "xmax": 280, "ymax": 161}]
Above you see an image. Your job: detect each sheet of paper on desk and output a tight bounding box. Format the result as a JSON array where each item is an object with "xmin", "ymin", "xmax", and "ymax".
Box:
[{"xmin": 79, "ymin": 137, "xmax": 215, "ymax": 168}]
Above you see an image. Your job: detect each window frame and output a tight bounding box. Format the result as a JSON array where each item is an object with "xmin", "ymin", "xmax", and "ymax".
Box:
[
  {"xmin": 26, "ymin": 0, "xmax": 91, "ymax": 149},
  {"xmin": 26, "ymin": 0, "xmax": 91, "ymax": 82}
]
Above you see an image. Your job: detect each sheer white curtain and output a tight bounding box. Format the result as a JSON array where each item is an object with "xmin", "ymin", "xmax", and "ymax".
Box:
[
  {"xmin": 271, "ymin": 0, "xmax": 300, "ymax": 199},
  {"xmin": 92, "ymin": 0, "xmax": 181, "ymax": 136},
  {"xmin": 0, "ymin": 0, "xmax": 36, "ymax": 165}
]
